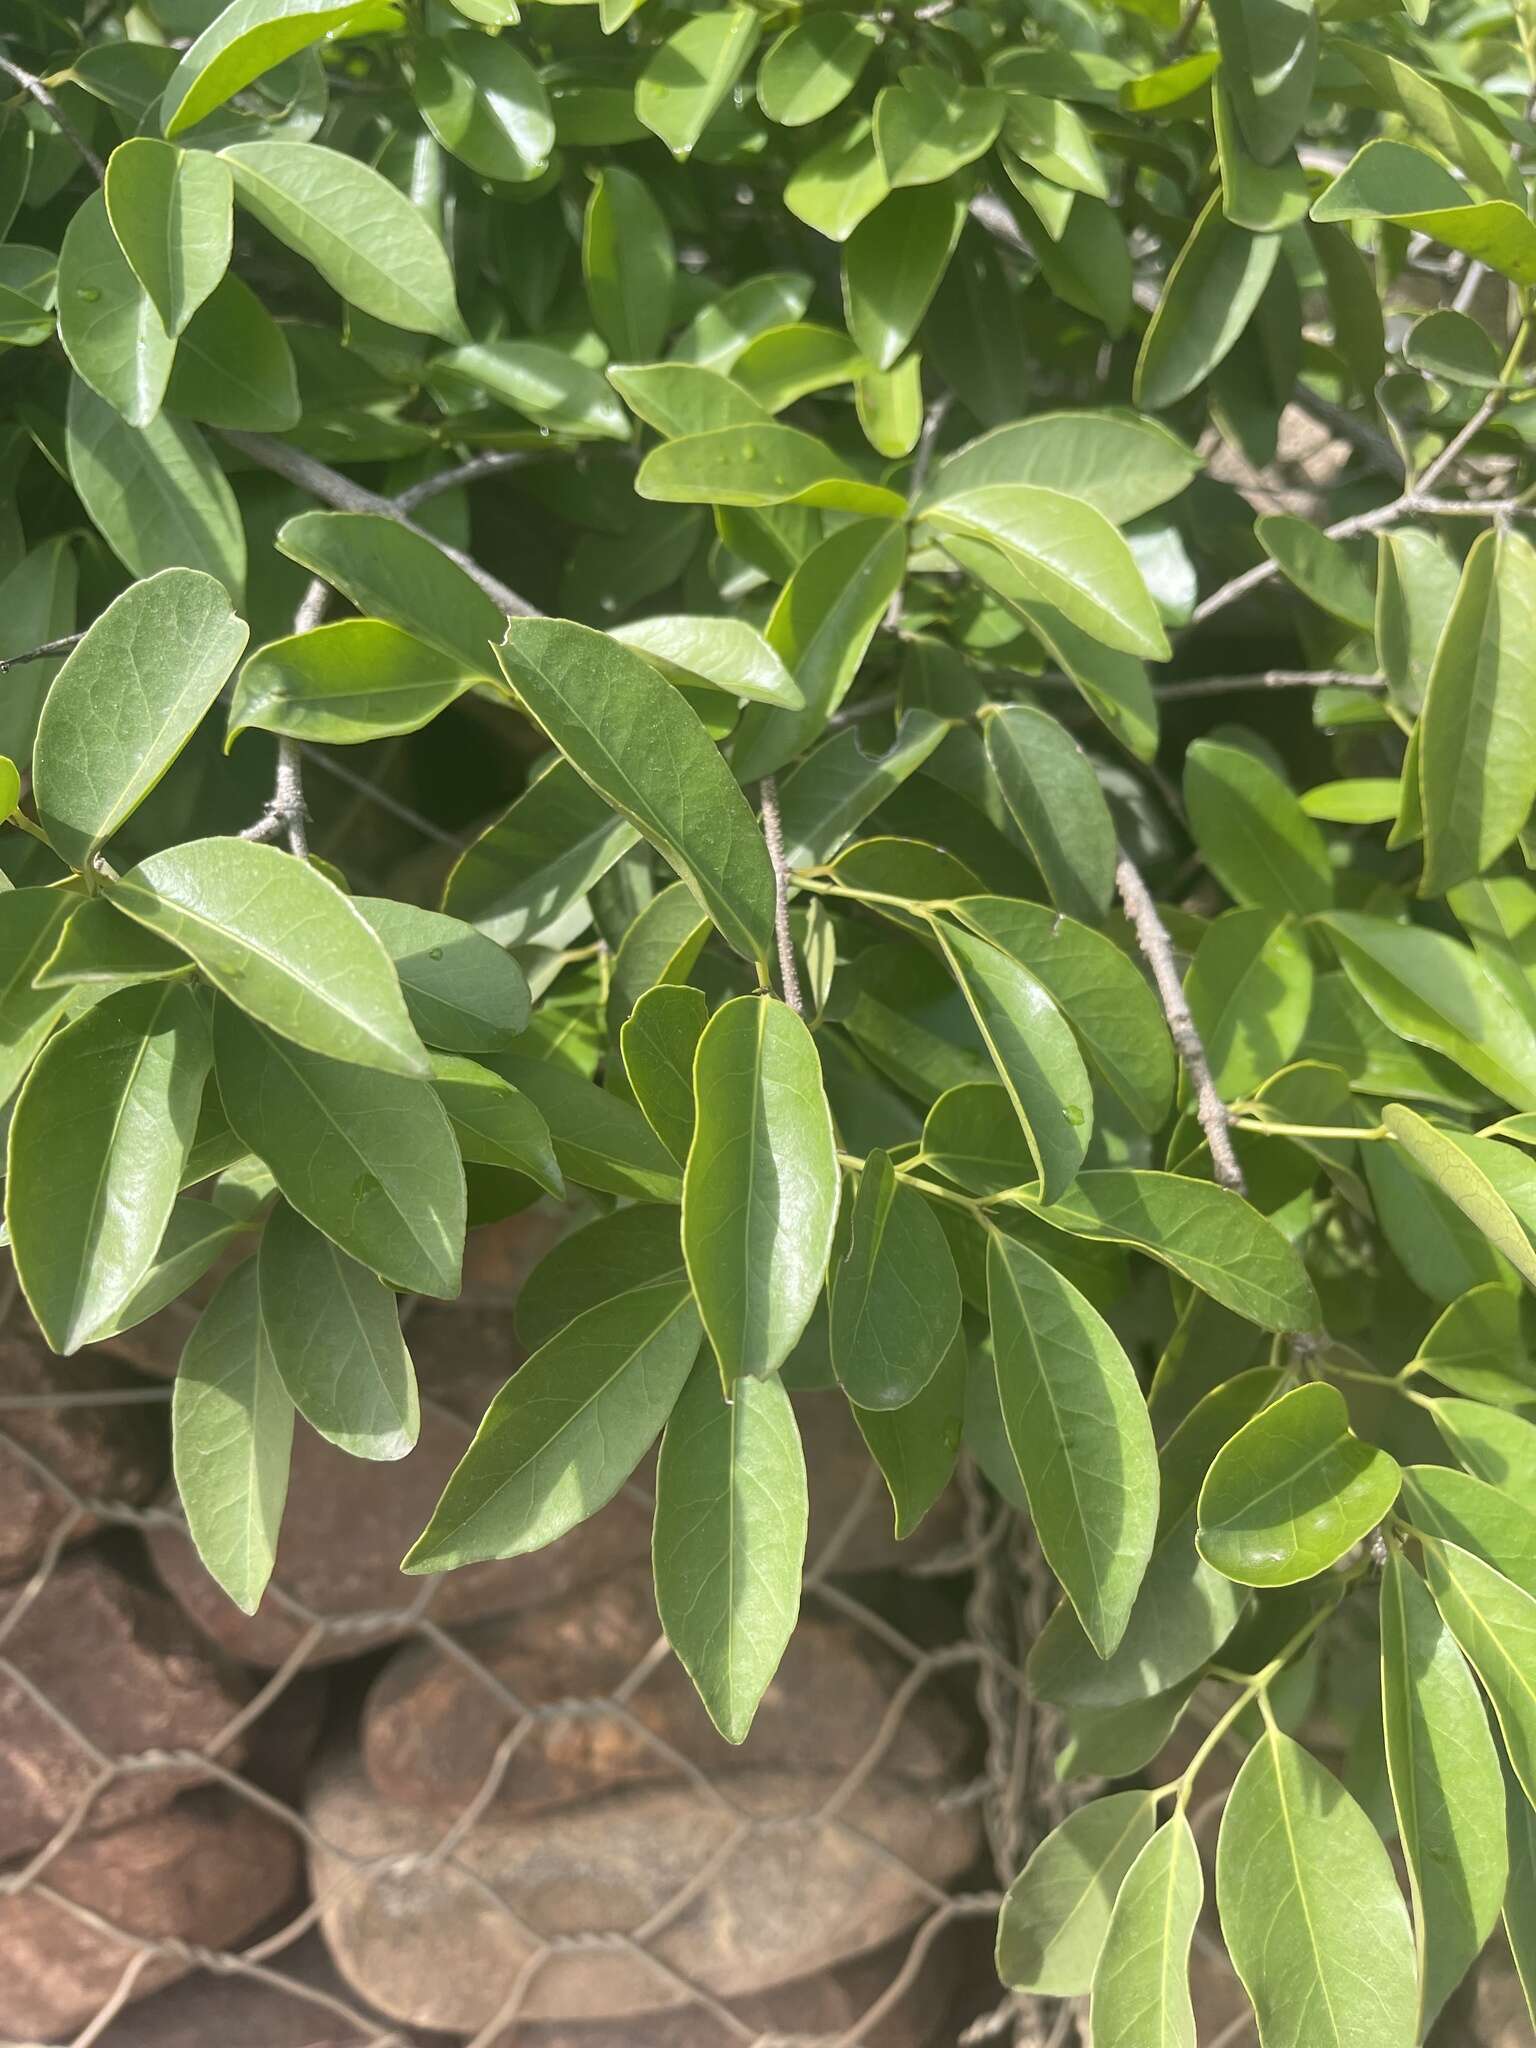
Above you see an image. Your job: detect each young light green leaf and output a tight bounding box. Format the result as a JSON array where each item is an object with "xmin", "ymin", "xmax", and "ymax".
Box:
[
  {"xmin": 103, "ymin": 138, "xmax": 232, "ymax": 337},
  {"xmin": 222, "ymin": 141, "xmax": 464, "ymax": 341},
  {"xmin": 432, "ymin": 341, "xmax": 631, "ymax": 442},
  {"xmin": 653, "ymin": 1353, "xmax": 807, "ymax": 1742},
  {"xmin": 1185, "ymin": 737, "xmax": 1333, "ymax": 916},
  {"xmin": 758, "ymin": 14, "xmax": 879, "ymax": 126},
  {"xmin": 110, "ymin": 837, "xmax": 428, "ymax": 1077},
  {"xmin": 1401, "ymin": 1464, "xmax": 1536, "ymax": 1595},
  {"xmin": 487, "ymin": 1050, "xmax": 681, "ymax": 1202},
  {"xmin": 171, "ymin": 1258, "xmax": 294, "ymax": 1616},
  {"xmin": 1381, "ymin": 1548, "xmax": 1507, "ymax": 2033},
  {"xmin": 605, "ymin": 882, "xmax": 711, "ymax": 1040},
  {"xmin": 608, "ymin": 361, "xmax": 771, "ymax": 439},
  {"xmin": 277, "ymin": 510, "xmax": 505, "ymax": 677},
  {"xmin": 1379, "ymin": 1105, "xmax": 1536, "ymax": 1289},
  {"xmin": 1217, "ymin": 1730, "xmax": 1418, "ymax": 2048},
  {"xmin": 497, "ymin": 618, "xmax": 775, "ymax": 964},
  {"xmin": 164, "ymin": 272, "xmax": 300, "ymax": 432},
  {"xmin": 873, "ymin": 71, "xmax": 1001, "ymax": 186},
  {"xmin": 162, "ymin": 0, "xmax": 389, "ymax": 137},
  {"xmin": 997, "ymin": 1791, "xmax": 1158, "ymax": 1994},
  {"xmin": 637, "ymin": 422, "xmax": 906, "ymax": 520},
  {"xmin": 403, "ymin": 1277, "xmax": 700, "ymax": 1570},
  {"xmin": 352, "ymin": 897, "xmax": 529, "ymax": 1054},
  {"xmin": 1134, "ymin": 194, "xmax": 1281, "ymax": 410},
  {"xmin": 621, "ymin": 982, "xmax": 706, "ymax": 1165},
  {"xmin": 830, "ymin": 1150, "xmax": 961, "ymax": 1410},
  {"xmin": 682, "ymin": 995, "xmax": 839, "ymax": 1384},
  {"xmin": 670, "ymin": 271, "xmax": 813, "ymax": 366},
  {"xmin": 1431, "ymin": 1397, "xmax": 1536, "ymax": 1493},
  {"xmin": 610, "ymin": 615, "xmax": 802, "ymax": 709},
  {"xmin": 429, "ymin": 1053, "xmax": 562, "ymax": 1195},
  {"xmin": 852, "ymin": 1325, "xmax": 967, "ymax": 1539},
  {"xmin": 1411, "ymin": 1283, "xmax": 1536, "ymax": 1406},
  {"xmin": 783, "ymin": 116, "xmax": 890, "ymax": 242},
  {"xmin": 932, "ymin": 919, "xmax": 1094, "ymax": 1204},
  {"xmin": 842, "ymin": 184, "xmax": 963, "ymax": 371},
  {"xmin": 34, "ymin": 568, "xmax": 248, "ymax": 872},
  {"xmin": 988, "ymin": 1231, "xmax": 1158, "ymax": 1656},
  {"xmin": 412, "ymin": 32, "xmax": 553, "ymax": 184},
  {"xmin": 583, "ymin": 165, "xmax": 675, "ymax": 360},
  {"xmin": 1423, "ymin": 1538, "xmax": 1536, "ymax": 1812},
  {"xmin": 258, "ymin": 1198, "xmax": 418, "ymax": 1461},
  {"xmin": 1378, "ymin": 528, "xmax": 1463, "ymax": 717},
  {"xmin": 230, "ymin": 618, "xmax": 482, "ymax": 746},
  {"xmin": 1089, "ymin": 1814, "xmax": 1203, "ymax": 2048},
  {"xmin": 1184, "ymin": 908, "xmax": 1314, "ymax": 1099},
  {"xmin": 1196, "ymin": 1382, "xmax": 1401, "ymax": 1586},
  {"xmin": 213, "ymin": 1000, "xmax": 464, "ymax": 1298},
  {"xmin": 636, "ymin": 5, "xmax": 761, "ymax": 160},
  {"xmin": 57, "ymin": 190, "xmax": 174, "ymax": 428},
  {"xmin": 774, "ymin": 712, "xmax": 948, "ymax": 870},
  {"xmin": 1312, "ymin": 139, "xmax": 1536, "ymax": 285},
  {"xmin": 920, "ymin": 411, "xmax": 1201, "ymax": 527},
  {"xmin": 984, "ymin": 703, "xmax": 1117, "ymax": 924},
  {"xmin": 7, "ymin": 982, "xmax": 210, "ymax": 1354}
]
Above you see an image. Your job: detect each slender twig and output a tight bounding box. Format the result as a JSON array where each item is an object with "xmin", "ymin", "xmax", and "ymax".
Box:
[
  {"xmin": 1167, "ymin": 0, "xmax": 1206, "ymax": 55},
  {"xmin": 299, "ymin": 746, "xmax": 466, "ymax": 847},
  {"xmin": 0, "ymin": 632, "xmax": 84, "ymax": 673},
  {"xmin": 240, "ymin": 579, "xmax": 325, "ymax": 852},
  {"xmin": 758, "ymin": 775, "xmax": 804, "ymax": 1015},
  {"xmin": 219, "ymin": 432, "xmax": 541, "ymax": 619},
  {"xmin": 1156, "ymin": 668, "xmax": 1384, "ymax": 703},
  {"xmin": 0, "ymin": 55, "xmax": 104, "ymax": 178},
  {"xmin": 1115, "ymin": 851, "xmax": 1245, "ymax": 1194},
  {"xmin": 390, "ymin": 449, "xmax": 542, "ymax": 514}
]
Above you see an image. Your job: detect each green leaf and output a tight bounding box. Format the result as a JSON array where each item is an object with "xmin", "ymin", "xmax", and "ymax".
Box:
[
  {"xmin": 1029, "ymin": 1169, "xmax": 1321, "ymax": 1332},
  {"xmin": 1418, "ymin": 530, "xmax": 1536, "ymax": 894},
  {"xmin": 7, "ymin": 982, "xmax": 211, "ymax": 1353},
  {"xmin": 681, "ymin": 995, "xmax": 838, "ymax": 1384},
  {"xmin": 997, "ymin": 1791, "xmax": 1158, "ymax": 1994},
  {"xmin": 671, "ymin": 271, "xmax": 813, "ymax": 367},
  {"xmin": 103, "ymin": 138, "xmax": 232, "ymax": 338},
  {"xmin": 432, "ymin": 341, "xmax": 631, "ymax": 442},
  {"xmin": 222, "ymin": 141, "xmax": 464, "ymax": 342},
  {"xmin": 430, "ymin": 1052, "xmax": 562, "ymax": 1195},
  {"xmin": 653, "ymin": 1352, "xmax": 807, "ymax": 1741},
  {"xmin": 277, "ymin": 510, "xmax": 504, "ymax": 677},
  {"xmin": 1184, "ymin": 908, "xmax": 1314, "ymax": 1098},
  {"xmin": 856, "ymin": 354, "xmax": 923, "ymax": 457},
  {"xmin": 620, "ymin": 982, "xmax": 706, "ymax": 1165},
  {"xmin": 1133, "ymin": 194, "xmax": 1281, "ymax": 411},
  {"xmin": 57, "ymin": 190, "xmax": 175, "ymax": 428},
  {"xmin": 212, "ymin": 1000, "xmax": 464, "ymax": 1297},
  {"xmin": 1210, "ymin": 0, "xmax": 1317, "ymax": 163},
  {"xmin": 637, "ymin": 422, "xmax": 905, "ymax": 520},
  {"xmin": 921, "ymin": 411, "xmax": 1201, "ymax": 528},
  {"xmin": 950, "ymin": 898, "xmax": 1176, "ymax": 1132},
  {"xmin": 517, "ymin": 1203, "xmax": 685, "ymax": 1352},
  {"xmin": 352, "ymin": 896, "xmax": 529, "ymax": 1054},
  {"xmin": 1378, "ymin": 528, "xmax": 1463, "ymax": 718},
  {"xmin": 1431, "ymin": 1397, "xmax": 1536, "ymax": 1492},
  {"xmin": 1423, "ymin": 1538, "xmax": 1536, "ymax": 1812},
  {"xmin": 784, "ymin": 116, "xmax": 890, "ymax": 242},
  {"xmin": 988, "ymin": 1231, "xmax": 1158, "ymax": 1655},
  {"xmin": 66, "ymin": 376, "xmax": 246, "ymax": 599},
  {"xmin": 610, "ymin": 615, "xmax": 802, "ymax": 709},
  {"xmin": 1331, "ymin": 42, "xmax": 1517, "ymax": 199},
  {"xmin": 925, "ymin": 484, "xmax": 1170, "ymax": 661},
  {"xmin": 87, "ymin": 1194, "xmax": 244, "ymax": 1340},
  {"xmin": 230, "ymin": 618, "xmax": 481, "ymax": 746},
  {"xmin": 1216, "ymin": 1730, "xmax": 1418, "ymax": 2048},
  {"xmin": 1405, "ymin": 308, "xmax": 1503, "ymax": 387},
  {"xmin": 1089, "ymin": 1815, "xmax": 1203, "ymax": 2048},
  {"xmin": 1381, "ymin": 1548, "xmax": 1507, "ymax": 2032},
  {"xmin": 171, "ymin": 1258, "xmax": 293, "ymax": 1615},
  {"xmin": 1214, "ymin": 81, "xmax": 1310, "ymax": 232},
  {"xmin": 1256, "ymin": 512, "xmax": 1375, "ymax": 630},
  {"xmin": 1299, "ymin": 778, "xmax": 1402, "ymax": 824},
  {"xmin": 1378, "ymin": 1106, "xmax": 1536, "ymax": 1288},
  {"xmin": 258, "ymin": 1198, "xmax": 417, "ymax": 1460},
  {"xmin": 487, "ymin": 1050, "xmax": 681, "ymax": 1201},
  {"xmin": 110, "ymin": 837, "xmax": 428, "ymax": 1077},
  {"xmin": 873, "ymin": 71, "xmax": 1001, "ymax": 186},
  {"xmin": 403, "ymin": 1277, "xmax": 700, "ymax": 1570},
  {"xmin": 1196, "ymin": 1382, "xmax": 1400, "ymax": 1586},
  {"xmin": 38, "ymin": 899, "xmax": 188, "ymax": 989},
  {"xmin": 1002, "ymin": 91, "xmax": 1111, "ymax": 199},
  {"xmin": 34, "ymin": 568, "xmax": 247, "ymax": 874},
  {"xmin": 774, "ymin": 711, "xmax": 948, "ymax": 869},
  {"xmin": 1185, "ymin": 738, "xmax": 1334, "ymax": 916},
  {"xmin": 985, "ymin": 703, "xmax": 1117, "ymax": 924},
  {"xmin": 852, "ymin": 1325, "xmax": 966, "ymax": 1537},
  {"xmin": 165, "ymin": 272, "xmax": 301, "ymax": 432},
  {"xmin": 497, "ymin": 618, "xmax": 775, "ymax": 964},
  {"xmin": 636, "ymin": 5, "xmax": 761, "ymax": 160},
  {"xmin": 1411, "ymin": 1283, "xmax": 1536, "ymax": 1406},
  {"xmin": 605, "ymin": 880, "xmax": 710, "ymax": 1037},
  {"xmin": 830, "ymin": 1149, "xmax": 961, "ymax": 1409},
  {"xmin": 1508, "ymin": 1777, "xmax": 1536, "ymax": 2032},
  {"xmin": 163, "ymin": 0, "xmax": 389, "ymax": 137},
  {"xmin": 842, "ymin": 183, "xmax": 963, "ymax": 371},
  {"xmin": 413, "ymin": 31, "xmax": 553, "ymax": 183},
  {"xmin": 757, "ymin": 14, "xmax": 880, "ymax": 127},
  {"xmin": 933, "ymin": 919, "xmax": 1094, "ymax": 1204},
  {"xmin": 1312, "ymin": 139, "xmax": 1536, "ymax": 286},
  {"xmin": 608, "ymin": 361, "xmax": 770, "ymax": 439},
  {"xmin": 1400, "ymin": 1464, "xmax": 1536, "ymax": 1595},
  {"xmin": 0, "ymin": 891, "xmax": 75, "ymax": 1106},
  {"xmin": 583, "ymin": 166, "xmax": 675, "ymax": 361},
  {"xmin": 0, "ymin": 539, "xmax": 78, "ymax": 770}
]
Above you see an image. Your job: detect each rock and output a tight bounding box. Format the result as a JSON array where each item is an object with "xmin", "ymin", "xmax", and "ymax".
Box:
[
  {"xmin": 308, "ymin": 1750, "xmax": 985, "ymax": 2031},
  {"xmin": 362, "ymin": 1562, "xmax": 976, "ymax": 1819},
  {"xmin": 90, "ymin": 1930, "xmax": 393, "ymax": 2048},
  {"xmin": 148, "ymin": 1402, "xmax": 652, "ymax": 1669},
  {"xmin": 0, "ymin": 1550, "xmax": 251, "ymax": 1862},
  {"xmin": 0, "ymin": 1331, "xmax": 165, "ymax": 1581},
  {"xmin": 0, "ymin": 1790, "xmax": 301, "ymax": 2040}
]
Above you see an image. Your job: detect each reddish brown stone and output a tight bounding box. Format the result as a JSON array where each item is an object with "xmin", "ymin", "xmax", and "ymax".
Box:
[
  {"xmin": 0, "ymin": 1550, "xmax": 250, "ymax": 1862},
  {"xmin": 361, "ymin": 1561, "xmax": 975, "ymax": 1818},
  {"xmin": 0, "ymin": 1790, "xmax": 301, "ymax": 2040},
  {"xmin": 0, "ymin": 1331, "xmax": 165, "ymax": 1581},
  {"xmin": 89, "ymin": 1930, "xmax": 390, "ymax": 2048}
]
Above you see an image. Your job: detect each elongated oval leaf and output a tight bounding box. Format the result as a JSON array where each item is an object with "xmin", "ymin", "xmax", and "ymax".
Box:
[
  {"xmin": 163, "ymin": 0, "xmax": 388, "ymax": 136},
  {"xmin": 1089, "ymin": 1815, "xmax": 1203, "ymax": 2048},
  {"xmin": 103, "ymin": 138, "xmax": 232, "ymax": 337},
  {"xmin": 636, "ymin": 5, "xmax": 761, "ymax": 161},
  {"xmin": 0, "ymin": 891, "xmax": 76, "ymax": 1108},
  {"xmin": 488, "ymin": 1050, "xmax": 680, "ymax": 1202},
  {"xmin": 430, "ymin": 1053, "xmax": 562, "ymax": 1195},
  {"xmin": 57, "ymin": 189, "xmax": 174, "ymax": 429},
  {"xmin": 997, "ymin": 1791, "xmax": 1158, "ymax": 1994},
  {"xmin": 830, "ymin": 1148, "xmax": 961, "ymax": 1409},
  {"xmin": 985, "ymin": 703, "xmax": 1117, "ymax": 924},
  {"xmin": 353, "ymin": 897, "xmax": 529, "ymax": 1053},
  {"xmin": 230, "ymin": 618, "xmax": 482, "ymax": 745},
  {"xmin": 1422, "ymin": 1538, "xmax": 1536, "ymax": 1814},
  {"xmin": 621, "ymin": 982, "xmax": 706, "ymax": 1166},
  {"xmin": 1134, "ymin": 193, "xmax": 1281, "ymax": 410},
  {"xmin": 1380, "ymin": 1104, "xmax": 1536, "ymax": 1289},
  {"xmin": 277, "ymin": 509, "xmax": 505, "ymax": 677},
  {"xmin": 1400, "ymin": 1463, "xmax": 1536, "ymax": 1593}
]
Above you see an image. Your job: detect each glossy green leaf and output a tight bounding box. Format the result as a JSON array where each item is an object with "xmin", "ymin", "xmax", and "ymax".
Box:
[
  {"xmin": 165, "ymin": 272, "xmax": 300, "ymax": 431},
  {"xmin": 1184, "ymin": 908, "xmax": 1314, "ymax": 1099},
  {"xmin": 517, "ymin": 1203, "xmax": 685, "ymax": 1352},
  {"xmin": 0, "ymin": 539, "xmax": 78, "ymax": 771},
  {"xmin": 1379, "ymin": 1106, "xmax": 1536, "ymax": 1288},
  {"xmin": 1313, "ymin": 139, "xmax": 1536, "ymax": 286},
  {"xmin": 605, "ymin": 881, "xmax": 710, "ymax": 1039},
  {"xmin": 830, "ymin": 1149, "xmax": 960, "ymax": 1409},
  {"xmin": 430, "ymin": 1053, "xmax": 562, "ymax": 1194},
  {"xmin": 1423, "ymin": 1538, "xmax": 1536, "ymax": 1811},
  {"xmin": 88, "ymin": 1194, "xmax": 244, "ymax": 1341},
  {"xmin": 682, "ymin": 995, "xmax": 838, "ymax": 1384},
  {"xmin": 162, "ymin": 0, "xmax": 389, "ymax": 137},
  {"xmin": 1186, "ymin": 737, "xmax": 1334, "ymax": 917},
  {"xmin": 583, "ymin": 166, "xmax": 674, "ymax": 361},
  {"xmin": 352, "ymin": 897, "xmax": 528, "ymax": 1054},
  {"xmin": 277, "ymin": 510, "xmax": 504, "ymax": 677},
  {"xmin": 1134, "ymin": 194, "xmax": 1281, "ymax": 411},
  {"xmin": 1411, "ymin": 1283, "xmax": 1536, "ymax": 1406},
  {"xmin": 997, "ymin": 1791, "xmax": 1158, "ymax": 1994},
  {"xmin": 403, "ymin": 1277, "xmax": 700, "ymax": 1570},
  {"xmin": 856, "ymin": 353, "xmax": 923, "ymax": 457},
  {"xmin": 636, "ymin": 5, "xmax": 760, "ymax": 160},
  {"xmin": 0, "ymin": 892, "xmax": 75, "ymax": 1106},
  {"xmin": 1400, "ymin": 1464, "xmax": 1536, "ymax": 1595},
  {"xmin": 488, "ymin": 1050, "xmax": 681, "ymax": 1202},
  {"xmin": 110, "ymin": 837, "xmax": 426, "ymax": 1076},
  {"xmin": 7, "ymin": 982, "xmax": 210, "ymax": 1353},
  {"xmin": 1256, "ymin": 512, "xmax": 1375, "ymax": 630},
  {"xmin": 852, "ymin": 1325, "xmax": 966, "ymax": 1538},
  {"xmin": 212, "ymin": 999, "xmax": 464, "ymax": 1297},
  {"xmin": 784, "ymin": 117, "xmax": 890, "ymax": 242},
  {"xmin": 637, "ymin": 422, "xmax": 904, "ymax": 520},
  {"xmin": 1378, "ymin": 528, "xmax": 1463, "ymax": 719},
  {"xmin": 670, "ymin": 271, "xmax": 813, "ymax": 367},
  {"xmin": 842, "ymin": 184, "xmax": 963, "ymax": 371},
  {"xmin": 1196, "ymin": 1383, "xmax": 1400, "ymax": 1586},
  {"xmin": 230, "ymin": 618, "xmax": 481, "ymax": 746},
  {"xmin": 171, "ymin": 1258, "xmax": 294, "ymax": 1616},
  {"xmin": 610, "ymin": 615, "xmax": 801, "ymax": 708},
  {"xmin": 653, "ymin": 1352, "xmax": 807, "ymax": 1742},
  {"xmin": 1002, "ymin": 92, "xmax": 1110, "ymax": 200},
  {"xmin": 608, "ymin": 361, "xmax": 769, "ymax": 439},
  {"xmin": 222, "ymin": 141, "xmax": 464, "ymax": 341},
  {"xmin": 989, "ymin": 1231, "xmax": 1158, "ymax": 1655},
  {"xmin": 774, "ymin": 712, "xmax": 947, "ymax": 870},
  {"xmin": 258, "ymin": 1198, "xmax": 417, "ymax": 1460},
  {"xmin": 1214, "ymin": 81, "xmax": 1310, "ymax": 232},
  {"xmin": 432, "ymin": 340, "xmax": 630, "ymax": 442},
  {"xmin": 921, "ymin": 412, "xmax": 1200, "ymax": 528},
  {"xmin": 757, "ymin": 14, "xmax": 879, "ymax": 127},
  {"xmin": 1089, "ymin": 1815, "xmax": 1203, "ymax": 2048},
  {"xmin": 1210, "ymin": 0, "xmax": 1317, "ymax": 163},
  {"xmin": 985, "ymin": 703, "xmax": 1117, "ymax": 924},
  {"xmin": 103, "ymin": 138, "xmax": 232, "ymax": 338},
  {"xmin": 413, "ymin": 32, "xmax": 552, "ymax": 183},
  {"xmin": 873, "ymin": 71, "xmax": 1000, "ymax": 186},
  {"xmin": 57, "ymin": 190, "xmax": 174, "ymax": 428},
  {"xmin": 34, "ymin": 568, "xmax": 247, "ymax": 873},
  {"xmin": 1217, "ymin": 1730, "xmax": 1417, "ymax": 2048},
  {"xmin": 1431, "ymin": 1398, "xmax": 1536, "ymax": 1493},
  {"xmin": 1405, "ymin": 308, "xmax": 1503, "ymax": 387},
  {"xmin": 497, "ymin": 618, "xmax": 775, "ymax": 964},
  {"xmin": 621, "ymin": 982, "xmax": 706, "ymax": 1165}
]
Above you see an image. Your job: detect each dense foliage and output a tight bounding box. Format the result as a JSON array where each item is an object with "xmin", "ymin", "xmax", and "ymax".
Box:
[{"xmin": 5, "ymin": 0, "xmax": 1536, "ymax": 2033}]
